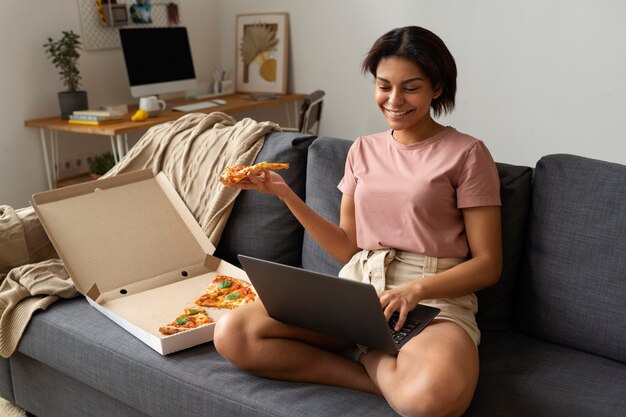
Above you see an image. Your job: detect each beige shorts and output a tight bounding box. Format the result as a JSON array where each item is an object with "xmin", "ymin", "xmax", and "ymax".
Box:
[{"xmin": 338, "ymin": 249, "xmax": 480, "ymax": 346}]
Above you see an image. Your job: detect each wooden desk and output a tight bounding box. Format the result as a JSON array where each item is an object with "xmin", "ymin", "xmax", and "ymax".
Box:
[{"xmin": 25, "ymin": 93, "xmax": 304, "ymax": 189}]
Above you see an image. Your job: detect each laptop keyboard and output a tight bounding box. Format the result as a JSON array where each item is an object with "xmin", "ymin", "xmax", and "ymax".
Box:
[{"xmin": 388, "ymin": 312, "xmax": 422, "ymax": 345}]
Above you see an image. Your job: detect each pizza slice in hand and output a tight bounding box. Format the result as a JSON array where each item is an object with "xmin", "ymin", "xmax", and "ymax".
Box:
[
  {"xmin": 219, "ymin": 161, "xmax": 289, "ymax": 186},
  {"xmin": 159, "ymin": 307, "xmax": 214, "ymax": 335}
]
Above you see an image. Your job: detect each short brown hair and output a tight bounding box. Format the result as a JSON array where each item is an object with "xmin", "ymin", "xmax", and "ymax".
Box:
[{"xmin": 362, "ymin": 26, "xmax": 457, "ymax": 117}]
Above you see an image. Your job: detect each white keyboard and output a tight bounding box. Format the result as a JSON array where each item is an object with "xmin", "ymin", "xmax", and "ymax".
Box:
[{"xmin": 172, "ymin": 101, "xmax": 219, "ymax": 112}]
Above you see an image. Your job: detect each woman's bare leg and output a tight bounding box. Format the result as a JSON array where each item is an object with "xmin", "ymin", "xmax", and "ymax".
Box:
[
  {"xmin": 361, "ymin": 320, "xmax": 479, "ymax": 417},
  {"xmin": 213, "ymin": 300, "xmax": 380, "ymax": 394},
  {"xmin": 216, "ymin": 303, "xmax": 478, "ymax": 416}
]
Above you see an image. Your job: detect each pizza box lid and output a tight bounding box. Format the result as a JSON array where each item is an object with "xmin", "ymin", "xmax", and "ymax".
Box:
[{"xmin": 32, "ymin": 169, "xmax": 248, "ymax": 355}]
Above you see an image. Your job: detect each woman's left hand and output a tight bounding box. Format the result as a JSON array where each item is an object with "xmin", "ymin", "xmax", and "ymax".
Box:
[{"xmin": 378, "ymin": 283, "xmax": 422, "ymax": 331}]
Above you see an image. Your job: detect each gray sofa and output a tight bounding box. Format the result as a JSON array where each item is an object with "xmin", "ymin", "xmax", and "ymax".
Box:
[{"xmin": 1, "ymin": 132, "xmax": 625, "ymax": 417}]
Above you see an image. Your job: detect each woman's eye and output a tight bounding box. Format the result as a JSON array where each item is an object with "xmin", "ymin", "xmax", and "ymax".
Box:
[
  {"xmin": 377, "ymin": 84, "xmax": 391, "ymax": 91},
  {"xmin": 404, "ymin": 87, "xmax": 419, "ymax": 92}
]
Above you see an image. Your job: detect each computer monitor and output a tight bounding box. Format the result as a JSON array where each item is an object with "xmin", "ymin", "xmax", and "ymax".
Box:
[{"xmin": 119, "ymin": 27, "xmax": 198, "ymax": 98}]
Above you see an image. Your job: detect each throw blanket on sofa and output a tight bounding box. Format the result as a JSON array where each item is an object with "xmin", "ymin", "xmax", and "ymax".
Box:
[
  {"xmin": 0, "ymin": 205, "xmax": 78, "ymax": 358},
  {"xmin": 103, "ymin": 112, "xmax": 279, "ymax": 245},
  {"xmin": 0, "ymin": 259, "xmax": 78, "ymax": 358},
  {"xmin": 0, "ymin": 112, "xmax": 279, "ymax": 357}
]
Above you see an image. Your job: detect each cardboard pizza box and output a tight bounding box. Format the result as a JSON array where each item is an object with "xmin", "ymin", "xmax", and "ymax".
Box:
[{"xmin": 32, "ymin": 169, "xmax": 249, "ymax": 355}]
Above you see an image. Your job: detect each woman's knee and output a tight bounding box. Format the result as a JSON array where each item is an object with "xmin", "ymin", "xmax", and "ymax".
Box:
[
  {"xmin": 213, "ymin": 305, "xmax": 258, "ymax": 366},
  {"xmin": 388, "ymin": 387, "xmax": 471, "ymax": 417},
  {"xmin": 388, "ymin": 374, "xmax": 474, "ymax": 417}
]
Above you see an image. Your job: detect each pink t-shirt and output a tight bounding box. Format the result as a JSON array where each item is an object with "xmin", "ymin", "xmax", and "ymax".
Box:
[{"xmin": 338, "ymin": 128, "xmax": 501, "ymax": 258}]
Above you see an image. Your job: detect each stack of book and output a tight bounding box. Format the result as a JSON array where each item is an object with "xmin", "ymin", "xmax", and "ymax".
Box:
[{"xmin": 68, "ymin": 109, "xmax": 126, "ymax": 125}]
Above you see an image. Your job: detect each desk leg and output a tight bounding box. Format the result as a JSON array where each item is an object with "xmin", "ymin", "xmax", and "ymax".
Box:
[
  {"xmin": 52, "ymin": 130, "xmax": 59, "ymax": 181},
  {"xmin": 116, "ymin": 134, "xmax": 124, "ymax": 161},
  {"xmin": 109, "ymin": 136, "xmax": 119, "ymax": 163},
  {"xmin": 109, "ymin": 134, "xmax": 128, "ymax": 163},
  {"xmin": 109, "ymin": 135, "xmax": 126, "ymax": 163},
  {"xmin": 39, "ymin": 128, "xmax": 58, "ymax": 190}
]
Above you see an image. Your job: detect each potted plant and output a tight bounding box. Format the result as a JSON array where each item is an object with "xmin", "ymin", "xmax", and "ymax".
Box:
[
  {"xmin": 43, "ymin": 30, "xmax": 88, "ymax": 119},
  {"xmin": 88, "ymin": 152, "xmax": 115, "ymax": 179}
]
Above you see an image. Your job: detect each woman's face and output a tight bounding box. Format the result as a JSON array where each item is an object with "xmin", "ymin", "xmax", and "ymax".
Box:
[{"xmin": 374, "ymin": 56, "xmax": 441, "ymax": 143}]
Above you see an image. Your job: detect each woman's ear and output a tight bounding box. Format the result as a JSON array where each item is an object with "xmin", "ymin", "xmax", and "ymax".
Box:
[{"xmin": 433, "ymin": 85, "xmax": 443, "ymax": 100}]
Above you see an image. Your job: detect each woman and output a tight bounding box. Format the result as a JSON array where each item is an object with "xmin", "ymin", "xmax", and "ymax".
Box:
[{"xmin": 214, "ymin": 26, "xmax": 502, "ymax": 417}]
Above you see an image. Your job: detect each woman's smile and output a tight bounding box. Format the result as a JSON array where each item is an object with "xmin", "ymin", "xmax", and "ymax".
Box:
[{"xmin": 384, "ymin": 107, "xmax": 415, "ymax": 119}]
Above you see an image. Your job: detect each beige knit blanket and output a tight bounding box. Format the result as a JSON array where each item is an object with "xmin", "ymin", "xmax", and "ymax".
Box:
[
  {"xmin": 0, "ymin": 206, "xmax": 75, "ymax": 358},
  {"xmin": 0, "ymin": 112, "xmax": 278, "ymax": 357},
  {"xmin": 103, "ymin": 112, "xmax": 278, "ymax": 244}
]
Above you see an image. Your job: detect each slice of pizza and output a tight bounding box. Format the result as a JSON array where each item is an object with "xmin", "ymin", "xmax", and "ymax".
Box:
[
  {"xmin": 159, "ymin": 307, "xmax": 214, "ymax": 335},
  {"xmin": 219, "ymin": 161, "xmax": 289, "ymax": 186},
  {"xmin": 194, "ymin": 274, "xmax": 257, "ymax": 309}
]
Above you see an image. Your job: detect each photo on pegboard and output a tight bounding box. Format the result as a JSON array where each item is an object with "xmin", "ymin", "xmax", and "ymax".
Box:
[
  {"xmin": 78, "ymin": 0, "xmax": 180, "ymax": 50},
  {"xmin": 130, "ymin": 0, "xmax": 152, "ymax": 24},
  {"xmin": 96, "ymin": 1, "xmax": 129, "ymax": 27}
]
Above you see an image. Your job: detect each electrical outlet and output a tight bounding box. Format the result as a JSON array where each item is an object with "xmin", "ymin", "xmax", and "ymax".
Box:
[{"xmin": 58, "ymin": 152, "xmax": 97, "ymax": 179}]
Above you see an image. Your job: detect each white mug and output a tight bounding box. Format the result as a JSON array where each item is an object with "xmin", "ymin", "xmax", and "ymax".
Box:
[{"xmin": 139, "ymin": 96, "xmax": 166, "ymax": 116}]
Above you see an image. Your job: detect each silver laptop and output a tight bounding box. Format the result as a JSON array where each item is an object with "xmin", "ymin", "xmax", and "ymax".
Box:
[{"xmin": 238, "ymin": 255, "xmax": 440, "ymax": 355}]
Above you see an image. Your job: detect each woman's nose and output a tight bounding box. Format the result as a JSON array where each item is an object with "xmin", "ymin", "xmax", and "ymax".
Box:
[{"xmin": 388, "ymin": 88, "xmax": 404, "ymax": 105}]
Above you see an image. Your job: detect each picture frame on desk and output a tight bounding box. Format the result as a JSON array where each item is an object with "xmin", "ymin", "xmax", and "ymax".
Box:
[{"xmin": 235, "ymin": 12, "xmax": 289, "ymax": 95}]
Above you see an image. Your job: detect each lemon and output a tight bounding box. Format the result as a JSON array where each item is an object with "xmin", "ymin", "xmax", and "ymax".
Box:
[{"xmin": 131, "ymin": 109, "xmax": 149, "ymax": 122}]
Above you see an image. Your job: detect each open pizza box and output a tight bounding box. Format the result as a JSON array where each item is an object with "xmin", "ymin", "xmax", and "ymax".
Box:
[{"xmin": 32, "ymin": 169, "xmax": 248, "ymax": 355}]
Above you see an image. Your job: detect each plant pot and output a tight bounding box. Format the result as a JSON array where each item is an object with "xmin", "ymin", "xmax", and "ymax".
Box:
[{"xmin": 58, "ymin": 90, "xmax": 88, "ymax": 119}]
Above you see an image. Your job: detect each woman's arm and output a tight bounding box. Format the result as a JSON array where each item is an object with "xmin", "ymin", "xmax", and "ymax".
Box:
[
  {"xmin": 380, "ymin": 205, "xmax": 502, "ymax": 328},
  {"xmin": 234, "ymin": 171, "xmax": 360, "ymax": 264}
]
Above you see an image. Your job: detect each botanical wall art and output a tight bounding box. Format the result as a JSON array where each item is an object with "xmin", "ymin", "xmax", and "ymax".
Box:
[{"xmin": 235, "ymin": 13, "xmax": 289, "ymax": 94}]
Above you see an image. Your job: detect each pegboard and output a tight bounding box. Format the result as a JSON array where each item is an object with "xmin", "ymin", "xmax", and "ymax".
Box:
[{"xmin": 77, "ymin": 0, "xmax": 180, "ymax": 50}]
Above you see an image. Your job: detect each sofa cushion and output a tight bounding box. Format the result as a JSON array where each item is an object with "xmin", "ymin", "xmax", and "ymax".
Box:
[
  {"xmin": 516, "ymin": 154, "xmax": 626, "ymax": 363},
  {"xmin": 467, "ymin": 329, "xmax": 626, "ymax": 417},
  {"xmin": 17, "ymin": 297, "xmax": 399, "ymax": 417},
  {"xmin": 12, "ymin": 353, "xmax": 149, "ymax": 417},
  {"xmin": 302, "ymin": 137, "xmax": 351, "ymax": 275},
  {"xmin": 475, "ymin": 163, "xmax": 532, "ymax": 330},
  {"xmin": 215, "ymin": 131, "xmax": 316, "ymax": 267}
]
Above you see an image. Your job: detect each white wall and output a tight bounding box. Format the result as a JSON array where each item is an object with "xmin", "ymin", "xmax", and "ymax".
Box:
[
  {"xmin": 2, "ymin": 0, "xmax": 625, "ymax": 208},
  {"xmin": 218, "ymin": 0, "xmax": 626, "ymax": 168}
]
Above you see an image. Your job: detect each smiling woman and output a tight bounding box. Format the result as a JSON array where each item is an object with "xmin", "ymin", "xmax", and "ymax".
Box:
[{"xmin": 214, "ymin": 26, "xmax": 502, "ymax": 417}]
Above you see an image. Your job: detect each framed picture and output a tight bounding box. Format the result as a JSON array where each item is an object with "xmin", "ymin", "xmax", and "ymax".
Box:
[{"xmin": 235, "ymin": 12, "xmax": 289, "ymax": 94}]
